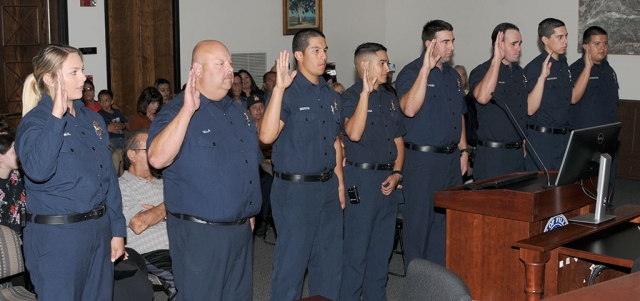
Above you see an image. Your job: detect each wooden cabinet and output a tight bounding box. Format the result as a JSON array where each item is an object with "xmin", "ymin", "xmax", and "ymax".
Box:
[{"xmin": 617, "ymin": 100, "xmax": 640, "ymax": 179}]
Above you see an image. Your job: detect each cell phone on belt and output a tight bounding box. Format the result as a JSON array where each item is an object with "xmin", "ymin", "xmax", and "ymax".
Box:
[{"xmin": 347, "ymin": 185, "xmax": 360, "ymax": 204}]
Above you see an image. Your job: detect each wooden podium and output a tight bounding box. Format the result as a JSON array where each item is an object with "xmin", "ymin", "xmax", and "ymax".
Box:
[{"xmin": 434, "ymin": 172, "xmax": 594, "ymax": 301}]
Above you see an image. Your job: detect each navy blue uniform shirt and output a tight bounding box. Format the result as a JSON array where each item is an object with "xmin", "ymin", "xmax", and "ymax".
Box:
[
  {"xmin": 15, "ymin": 94, "xmax": 125, "ymax": 237},
  {"xmin": 342, "ymin": 79, "xmax": 406, "ymax": 163},
  {"xmin": 524, "ymin": 51, "xmax": 572, "ymax": 128},
  {"xmin": 569, "ymin": 58, "xmax": 619, "ymax": 129},
  {"xmin": 469, "ymin": 59, "xmax": 528, "ymax": 142},
  {"xmin": 396, "ymin": 53, "xmax": 466, "ymax": 146},
  {"xmin": 270, "ymin": 74, "xmax": 341, "ymax": 174},
  {"xmin": 147, "ymin": 93, "xmax": 261, "ymax": 222}
]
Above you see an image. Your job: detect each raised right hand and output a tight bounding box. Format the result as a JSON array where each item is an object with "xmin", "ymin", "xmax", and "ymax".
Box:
[
  {"xmin": 423, "ymin": 39, "xmax": 441, "ymax": 71},
  {"xmin": 540, "ymin": 52, "xmax": 552, "ymax": 79},
  {"xmin": 51, "ymin": 69, "xmax": 68, "ymax": 118},
  {"xmin": 493, "ymin": 31, "xmax": 506, "ymax": 61},
  {"xmin": 361, "ymin": 61, "xmax": 377, "ymax": 95},
  {"xmin": 183, "ymin": 67, "xmax": 200, "ymax": 114},
  {"xmin": 275, "ymin": 51, "xmax": 297, "ymax": 90}
]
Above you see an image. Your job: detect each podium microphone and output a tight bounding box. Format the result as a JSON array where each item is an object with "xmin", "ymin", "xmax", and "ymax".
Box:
[{"xmin": 490, "ymin": 92, "xmax": 552, "ymax": 188}]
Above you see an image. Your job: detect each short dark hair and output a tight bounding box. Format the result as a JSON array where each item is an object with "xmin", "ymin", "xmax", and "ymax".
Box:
[
  {"xmin": 84, "ymin": 79, "xmax": 95, "ymax": 89},
  {"xmin": 354, "ymin": 42, "xmax": 387, "ymax": 60},
  {"xmin": 262, "ymin": 71, "xmax": 276, "ymax": 82},
  {"xmin": 123, "ymin": 129, "xmax": 148, "ymax": 169},
  {"xmin": 0, "ymin": 132, "xmax": 15, "ymax": 155},
  {"xmin": 538, "ymin": 18, "xmax": 565, "ymax": 39},
  {"xmin": 98, "ymin": 89, "xmax": 113, "ymax": 99},
  {"xmin": 292, "ymin": 28, "xmax": 325, "ymax": 55},
  {"xmin": 136, "ymin": 87, "xmax": 163, "ymax": 114},
  {"xmin": 582, "ymin": 26, "xmax": 608, "ymax": 44},
  {"xmin": 491, "ymin": 23, "xmax": 520, "ymax": 46},
  {"xmin": 421, "ymin": 20, "xmax": 453, "ymax": 44}
]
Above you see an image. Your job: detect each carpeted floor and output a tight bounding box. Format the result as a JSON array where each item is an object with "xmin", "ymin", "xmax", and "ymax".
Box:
[{"xmin": 250, "ymin": 178, "xmax": 640, "ymax": 301}]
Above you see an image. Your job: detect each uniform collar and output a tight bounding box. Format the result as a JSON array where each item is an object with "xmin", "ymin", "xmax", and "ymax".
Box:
[
  {"xmin": 542, "ymin": 49, "xmax": 567, "ymax": 64},
  {"xmin": 294, "ymin": 71, "xmax": 329, "ymax": 90}
]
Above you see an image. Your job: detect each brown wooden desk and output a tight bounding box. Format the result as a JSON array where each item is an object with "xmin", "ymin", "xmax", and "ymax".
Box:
[
  {"xmin": 513, "ymin": 204, "xmax": 640, "ymax": 301},
  {"xmin": 435, "ymin": 172, "xmax": 595, "ymax": 301},
  {"xmin": 295, "ymin": 296, "xmax": 331, "ymax": 301},
  {"xmin": 542, "ymin": 271, "xmax": 640, "ymax": 300}
]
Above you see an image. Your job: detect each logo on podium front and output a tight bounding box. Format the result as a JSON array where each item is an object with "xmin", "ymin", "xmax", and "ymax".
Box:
[{"xmin": 544, "ymin": 214, "xmax": 568, "ymax": 232}]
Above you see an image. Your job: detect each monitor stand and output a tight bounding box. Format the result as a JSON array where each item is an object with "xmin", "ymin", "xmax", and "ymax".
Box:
[{"xmin": 570, "ymin": 153, "xmax": 616, "ymax": 224}]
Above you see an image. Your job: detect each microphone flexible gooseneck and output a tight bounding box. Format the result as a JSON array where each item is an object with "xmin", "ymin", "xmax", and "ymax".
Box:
[{"xmin": 490, "ymin": 92, "xmax": 552, "ymax": 187}]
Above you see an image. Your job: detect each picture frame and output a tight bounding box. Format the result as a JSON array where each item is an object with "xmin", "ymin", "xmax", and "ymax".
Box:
[{"xmin": 282, "ymin": 0, "xmax": 323, "ymax": 35}]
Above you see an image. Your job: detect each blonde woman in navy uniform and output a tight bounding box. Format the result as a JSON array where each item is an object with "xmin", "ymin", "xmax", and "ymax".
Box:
[{"xmin": 16, "ymin": 44, "xmax": 126, "ymax": 300}]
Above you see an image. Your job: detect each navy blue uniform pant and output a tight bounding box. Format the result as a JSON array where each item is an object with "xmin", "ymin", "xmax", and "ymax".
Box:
[
  {"xmin": 525, "ymin": 129, "xmax": 569, "ymax": 171},
  {"xmin": 402, "ymin": 149, "xmax": 462, "ymax": 270},
  {"xmin": 474, "ymin": 145, "xmax": 526, "ymax": 181},
  {"xmin": 167, "ymin": 214, "xmax": 253, "ymax": 301},
  {"xmin": 339, "ymin": 165, "xmax": 397, "ymax": 301},
  {"xmin": 23, "ymin": 213, "xmax": 113, "ymax": 301},
  {"xmin": 270, "ymin": 175, "xmax": 343, "ymax": 301}
]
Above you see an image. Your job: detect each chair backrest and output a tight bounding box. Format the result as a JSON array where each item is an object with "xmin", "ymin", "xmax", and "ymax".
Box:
[
  {"xmin": 0, "ymin": 226, "xmax": 25, "ymax": 279},
  {"xmin": 401, "ymin": 258, "xmax": 472, "ymax": 301}
]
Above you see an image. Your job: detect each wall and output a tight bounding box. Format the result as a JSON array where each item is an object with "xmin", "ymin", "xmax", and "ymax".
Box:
[
  {"xmin": 67, "ymin": 1, "xmax": 108, "ymax": 92},
  {"xmin": 67, "ymin": 0, "xmax": 639, "ymax": 100}
]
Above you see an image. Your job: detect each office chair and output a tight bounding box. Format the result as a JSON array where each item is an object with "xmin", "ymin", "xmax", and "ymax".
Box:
[
  {"xmin": 401, "ymin": 258, "xmax": 472, "ymax": 301},
  {"xmin": 0, "ymin": 225, "xmax": 36, "ymax": 301}
]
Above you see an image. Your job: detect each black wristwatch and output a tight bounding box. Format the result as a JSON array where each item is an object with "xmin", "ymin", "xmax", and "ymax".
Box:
[{"xmin": 392, "ymin": 170, "xmax": 403, "ymax": 182}]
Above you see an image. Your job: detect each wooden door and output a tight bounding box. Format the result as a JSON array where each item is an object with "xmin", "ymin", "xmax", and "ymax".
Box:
[
  {"xmin": 0, "ymin": 0, "xmax": 63, "ymax": 127},
  {"xmin": 106, "ymin": 0, "xmax": 178, "ymax": 117}
]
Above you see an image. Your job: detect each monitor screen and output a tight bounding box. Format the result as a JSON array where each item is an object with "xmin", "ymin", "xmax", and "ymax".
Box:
[{"xmin": 555, "ymin": 122, "xmax": 621, "ymax": 187}]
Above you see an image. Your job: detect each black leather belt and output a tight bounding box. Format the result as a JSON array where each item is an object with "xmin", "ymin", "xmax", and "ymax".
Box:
[
  {"xmin": 528, "ymin": 125, "xmax": 569, "ymax": 135},
  {"xmin": 477, "ymin": 139, "xmax": 523, "ymax": 149},
  {"xmin": 168, "ymin": 211, "xmax": 247, "ymax": 226},
  {"xmin": 405, "ymin": 143, "xmax": 457, "ymax": 154},
  {"xmin": 26, "ymin": 204, "xmax": 106, "ymax": 225},
  {"xmin": 346, "ymin": 160, "xmax": 394, "ymax": 171},
  {"xmin": 273, "ymin": 169, "xmax": 333, "ymax": 182}
]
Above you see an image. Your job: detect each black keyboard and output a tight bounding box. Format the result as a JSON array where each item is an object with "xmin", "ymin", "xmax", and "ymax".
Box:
[{"xmin": 464, "ymin": 172, "xmax": 538, "ymax": 190}]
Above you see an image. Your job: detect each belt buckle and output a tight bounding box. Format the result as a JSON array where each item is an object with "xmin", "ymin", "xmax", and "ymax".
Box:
[
  {"xmin": 445, "ymin": 146, "xmax": 455, "ymax": 154},
  {"xmin": 560, "ymin": 127, "xmax": 568, "ymax": 134},
  {"xmin": 93, "ymin": 205, "xmax": 105, "ymax": 219},
  {"xmin": 320, "ymin": 171, "xmax": 331, "ymax": 182}
]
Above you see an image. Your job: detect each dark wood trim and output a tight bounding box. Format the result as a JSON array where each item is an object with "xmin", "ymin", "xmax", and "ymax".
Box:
[
  {"xmin": 104, "ymin": 0, "xmax": 111, "ymax": 91},
  {"xmin": 172, "ymin": 0, "xmax": 181, "ymax": 92},
  {"xmin": 55, "ymin": 0, "xmax": 68, "ymax": 44}
]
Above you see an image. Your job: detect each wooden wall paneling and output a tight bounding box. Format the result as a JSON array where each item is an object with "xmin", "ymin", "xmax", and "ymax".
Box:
[
  {"xmin": 106, "ymin": 0, "xmax": 175, "ymax": 117},
  {"xmin": 616, "ymin": 100, "xmax": 640, "ymax": 180}
]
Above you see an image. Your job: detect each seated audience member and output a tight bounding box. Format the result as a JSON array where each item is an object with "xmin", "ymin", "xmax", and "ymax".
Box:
[
  {"xmin": 262, "ymin": 71, "xmax": 276, "ymax": 96},
  {"xmin": 238, "ymin": 69, "xmax": 262, "ymax": 97},
  {"xmin": 229, "ymin": 72, "xmax": 247, "ymax": 108},
  {"xmin": 120, "ymin": 129, "xmax": 175, "ymax": 299},
  {"xmin": 154, "ymin": 78, "xmax": 173, "ymax": 104},
  {"xmin": 129, "ymin": 87, "xmax": 163, "ymax": 132},
  {"xmin": 322, "ymin": 73, "xmax": 336, "ymax": 85},
  {"xmin": 0, "ymin": 133, "xmax": 26, "ymax": 236},
  {"xmin": 247, "ymin": 94, "xmax": 274, "ymax": 239},
  {"xmin": 98, "ymin": 89, "xmax": 128, "ymax": 151},
  {"xmin": 330, "ymin": 82, "xmax": 345, "ymax": 95},
  {"xmin": 82, "ymin": 79, "xmax": 101, "ymax": 112}
]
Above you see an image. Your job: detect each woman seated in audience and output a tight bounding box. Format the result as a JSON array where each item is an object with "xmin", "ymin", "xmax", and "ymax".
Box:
[
  {"xmin": 0, "ymin": 132, "xmax": 26, "ymax": 237},
  {"xmin": 82, "ymin": 79, "xmax": 101, "ymax": 112},
  {"xmin": 154, "ymin": 78, "xmax": 173, "ymax": 104},
  {"xmin": 229, "ymin": 72, "xmax": 247, "ymax": 108},
  {"xmin": 129, "ymin": 87, "xmax": 162, "ymax": 132},
  {"xmin": 330, "ymin": 82, "xmax": 345, "ymax": 95},
  {"xmin": 238, "ymin": 69, "xmax": 261, "ymax": 97}
]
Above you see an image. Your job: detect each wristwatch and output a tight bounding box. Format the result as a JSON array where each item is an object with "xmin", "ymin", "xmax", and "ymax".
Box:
[{"xmin": 392, "ymin": 170, "xmax": 403, "ymax": 182}]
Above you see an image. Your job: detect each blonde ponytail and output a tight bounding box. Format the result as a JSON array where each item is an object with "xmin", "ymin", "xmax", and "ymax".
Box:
[{"xmin": 22, "ymin": 74, "xmax": 41, "ymax": 116}]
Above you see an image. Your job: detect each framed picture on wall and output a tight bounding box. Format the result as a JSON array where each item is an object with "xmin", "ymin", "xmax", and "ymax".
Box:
[{"xmin": 282, "ymin": 0, "xmax": 323, "ymax": 35}]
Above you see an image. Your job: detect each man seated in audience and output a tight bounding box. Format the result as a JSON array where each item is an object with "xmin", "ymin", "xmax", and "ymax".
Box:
[
  {"xmin": 119, "ymin": 129, "xmax": 175, "ymax": 299},
  {"xmin": 262, "ymin": 71, "xmax": 276, "ymax": 96}
]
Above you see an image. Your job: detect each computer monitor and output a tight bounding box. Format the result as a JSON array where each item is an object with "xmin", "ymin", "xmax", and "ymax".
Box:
[{"xmin": 555, "ymin": 122, "xmax": 621, "ymax": 187}]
